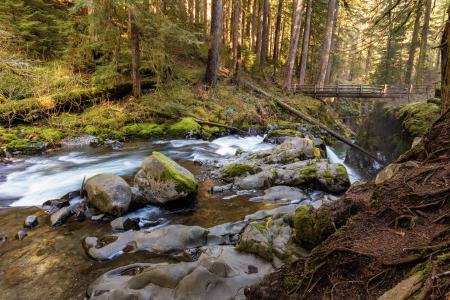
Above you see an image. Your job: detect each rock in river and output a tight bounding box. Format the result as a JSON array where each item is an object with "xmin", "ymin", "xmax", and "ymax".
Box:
[
  {"xmin": 84, "ymin": 225, "xmax": 207, "ymax": 261},
  {"xmin": 85, "ymin": 173, "xmax": 131, "ymax": 217},
  {"xmin": 50, "ymin": 207, "xmax": 72, "ymax": 227},
  {"xmin": 134, "ymin": 152, "xmax": 198, "ymax": 205}
]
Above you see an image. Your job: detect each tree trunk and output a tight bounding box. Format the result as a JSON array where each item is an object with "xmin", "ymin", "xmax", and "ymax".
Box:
[
  {"xmin": 317, "ymin": 0, "xmax": 337, "ymax": 87},
  {"xmin": 441, "ymin": 6, "xmax": 450, "ymax": 114},
  {"xmin": 204, "ymin": 0, "xmax": 208, "ymax": 31},
  {"xmin": 234, "ymin": 0, "xmax": 243, "ymax": 84},
  {"xmin": 324, "ymin": 0, "xmax": 340, "ymax": 85},
  {"xmin": 405, "ymin": 6, "xmax": 422, "ymax": 84},
  {"xmin": 273, "ymin": 0, "xmax": 284, "ymax": 74},
  {"xmin": 205, "ymin": 0, "xmax": 223, "ymax": 86},
  {"xmin": 251, "ymin": 0, "xmax": 257, "ymax": 51},
  {"xmin": 297, "ymin": 0, "xmax": 311, "ymax": 84},
  {"xmin": 417, "ymin": 0, "xmax": 432, "ymax": 84},
  {"xmin": 365, "ymin": 46, "xmax": 372, "ymax": 83},
  {"xmin": 260, "ymin": 0, "xmax": 269, "ymax": 72},
  {"xmin": 282, "ymin": 0, "xmax": 304, "ymax": 91},
  {"xmin": 195, "ymin": 0, "xmax": 200, "ymax": 24},
  {"xmin": 256, "ymin": 0, "xmax": 263, "ymax": 62},
  {"xmin": 241, "ymin": 0, "xmax": 245, "ymax": 47},
  {"xmin": 129, "ymin": 9, "xmax": 141, "ymax": 97}
]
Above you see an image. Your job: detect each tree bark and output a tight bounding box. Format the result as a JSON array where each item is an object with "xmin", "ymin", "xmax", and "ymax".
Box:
[
  {"xmin": 129, "ymin": 9, "xmax": 141, "ymax": 97},
  {"xmin": 273, "ymin": 0, "xmax": 284, "ymax": 74},
  {"xmin": 405, "ymin": 6, "xmax": 422, "ymax": 84},
  {"xmin": 251, "ymin": 0, "xmax": 257, "ymax": 51},
  {"xmin": 417, "ymin": 0, "xmax": 432, "ymax": 84},
  {"xmin": 256, "ymin": 0, "xmax": 263, "ymax": 62},
  {"xmin": 234, "ymin": 0, "xmax": 242, "ymax": 84},
  {"xmin": 324, "ymin": 0, "xmax": 340, "ymax": 85},
  {"xmin": 297, "ymin": 0, "xmax": 311, "ymax": 85},
  {"xmin": 205, "ymin": 0, "xmax": 223, "ymax": 86},
  {"xmin": 282, "ymin": 0, "xmax": 304, "ymax": 91},
  {"xmin": 260, "ymin": 0, "xmax": 269, "ymax": 72},
  {"xmin": 365, "ymin": 46, "xmax": 372, "ymax": 83},
  {"xmin": 317, "ymin": 0, "xmax": 337, "ymax": 87},
  {"xmin": 441, "ymin": 6, "xmax": 450, "ymax": 114}
]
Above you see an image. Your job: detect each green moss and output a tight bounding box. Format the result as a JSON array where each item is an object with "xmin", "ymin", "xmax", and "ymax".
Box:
[
  {"xmin": 87, "ymin": 173, "xmax": 103, "ymax": 181},
  {"xmin": 122, "ymin": 123, "xmax": 163, "ymax": 137},
  {"xmin": 252, "ymin": 222, "xmax": 268, "ymax": 234},
  {"xmin": 167, "ymin": 118, "xmax": 201, "ymax": 137},
  {"xmin": 152, "ymin": 152, "xmax": 198, "ymax": 194},
  {"xmin": 312, "ymin": 207, "xmax": 334, "ymax": 243},
  {"xmin": 427, "ymin": 98, "xmax": 441, "ymax": 106},
  {"xmin": 222, "ymin": 164, "xmax": 254, "ymax": 178},
  {"xmin": 294, "ymin": 206, "xmax": 317, "ymax": 246},
  {"xmin": 2, "ymin": 133, "xmax": 18, "ymax": 144}
]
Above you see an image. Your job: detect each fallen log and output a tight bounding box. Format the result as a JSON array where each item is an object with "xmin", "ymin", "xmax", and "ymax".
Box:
[
  {"xmin": 243, "ymin": 80, "xmax": 387, "ymax": 166},
  {"xmin": 195, "ymin": 119, "xmax": 256, "ymax": 136}
]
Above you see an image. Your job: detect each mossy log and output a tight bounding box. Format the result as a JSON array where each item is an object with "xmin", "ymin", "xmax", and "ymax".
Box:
[
  {"xmin": 195, "ymin": 119, "xmax": 256, "ymax": 136},
  {"xmin": 0, "ymin": 80, "xmax": 156, "ymax": 125},
  {"xmin": 243, "ymin": 80, "xmax": 387, "ymax": 166}
]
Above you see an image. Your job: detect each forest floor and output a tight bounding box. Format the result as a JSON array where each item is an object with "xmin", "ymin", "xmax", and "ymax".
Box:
[
  {"xmin": 247, "ymin": 107, "xmax": 450, "ymax": 299},
  {"xmin": 0, "ymin": 57, "xmax": 350, "ymax": 157}
]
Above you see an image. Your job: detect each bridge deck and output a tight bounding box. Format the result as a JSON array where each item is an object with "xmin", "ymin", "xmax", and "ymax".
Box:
[{"xmin": 291, "ymin": 84, "xmax": 435, "ymax": 98}]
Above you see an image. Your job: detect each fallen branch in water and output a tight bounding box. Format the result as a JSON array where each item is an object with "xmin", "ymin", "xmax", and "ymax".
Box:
[{"xmin": 195, "ymin": 119, "xmax": 256, "ymax": 136}]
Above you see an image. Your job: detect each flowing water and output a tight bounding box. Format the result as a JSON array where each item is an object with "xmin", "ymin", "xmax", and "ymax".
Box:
[{"xmin": 0, "ymin": 135, "xmax": 356, "ymax": 228}]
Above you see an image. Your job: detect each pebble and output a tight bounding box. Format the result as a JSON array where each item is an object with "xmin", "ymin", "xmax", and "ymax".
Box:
[
  {"xmin": 91, "ymin": 214, "xmax": 105, "ymax": 222},
  {"xmin": 15, "ymin": 231, "xmax": 27, "ymax": 241},
  {"xmin": 23, "ymin": 215, "xmax": 38, "ymax": 228}
]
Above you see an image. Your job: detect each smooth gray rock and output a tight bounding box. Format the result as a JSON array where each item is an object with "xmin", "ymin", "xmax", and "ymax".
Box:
[
  {"xmin": 235, "ymin": 223, "xmax": 274, "ymax": 261},
  {"xmin": 60, "ymin": 134, "xmax": 98, "ymax": 148},
  {"xmin": 110, "ymin": 217, "xmax": 125, "ymax": 230},
  {"xmin": 23, "ymin": 215, "xmax": 38, "ymax": 228},
  {"xmin": 210, "ymin": 184, "xmax": 233, "ymax": 193},
  {"xmin": 245, "ymin": 204, "xmax": 300, "ymax": 220},
  {"xmin": 50, "ymin": 207, "xmax": 72, "ymax": 227},
  {"xmin": 250, "ymin": 186, "xmax": 309, "ymax": 202},
  {"xmin": 15, "ymin": 231, "xmax": 27, "ymax": 241},
  {"xmin": 206, "ymin": 221, "xmax": 248, "ymax": 246},
  {"xmin": 85, "ymin": 173, "xmax": 131, "ymax": 217},
  {"xmin": 87, "ymin": 245, "xmax": 275, "ymax": 300},
  {"xmin": 234, "ymin": 169, "xmax": 275, "ymax": 190},
  {"xmin": 84, "ymin": 225, "xmax": 207, "ymax": 261},
  {"xmin": 134, "ymin": 152, "xmax": 198, "ymax": 205},
  {"xmin": 259, "ymin": 137, "xmax": 320, "ymax": 163},
  {"xmin": 91, "ymin": 214, "xmax": 105, "ymax": 222}
]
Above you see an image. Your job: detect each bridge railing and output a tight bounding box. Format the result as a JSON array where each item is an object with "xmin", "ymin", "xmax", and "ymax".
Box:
[{"xmin": 291, "ymin": 84, "xmax": 434, "ymax": 95}]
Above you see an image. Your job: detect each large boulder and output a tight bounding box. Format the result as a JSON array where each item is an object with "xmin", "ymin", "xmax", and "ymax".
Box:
[
  {"xmin": 249, "ymin": 186, "xmax": 309, "ymax": 202},
  {"xmin": 134, "ymin": 152, "xmax": 198, "ymax": 205},
  {"xmin": 85, "ymin": 173, "xmax": 131, "ymax": 217}
]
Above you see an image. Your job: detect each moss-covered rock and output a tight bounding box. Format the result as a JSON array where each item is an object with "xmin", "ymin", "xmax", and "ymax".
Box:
[
  {"xmin": 294, "ymin": 205, "xmax": 334, "ymax": 249},
  {"xmin": 222, "ymin": 163, "xmax": 261, "ymax": 178},
  {"xmin": 134, "ymin": 151, "xmax": 198, "ymax": 205}
]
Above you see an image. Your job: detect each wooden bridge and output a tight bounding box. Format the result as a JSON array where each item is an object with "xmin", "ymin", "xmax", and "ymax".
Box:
[{"xmin": 291, "ymin": 84, "xmax": 437, "ymax": 98}]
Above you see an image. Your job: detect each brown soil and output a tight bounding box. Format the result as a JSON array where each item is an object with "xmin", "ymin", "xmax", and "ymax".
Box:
[{"xmin": 246, "ymin": 108, "xmax": 450, "ymax": 300}]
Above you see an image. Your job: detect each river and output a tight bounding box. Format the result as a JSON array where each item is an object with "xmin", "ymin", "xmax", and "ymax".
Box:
[{"xmin": 0, "ymin": 135, "xmax": 359, "ymax": 228}]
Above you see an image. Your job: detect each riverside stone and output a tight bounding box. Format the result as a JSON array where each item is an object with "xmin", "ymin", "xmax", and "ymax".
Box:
[
  {"xmin": 87, "ymin": 245, "xmax": 275, "ymax": 300},
  {"xmin": 249, "ymin": 186, "xmax": 309, "ymax": 202},
  {"xmin": 50, "ymin": 207, "xmax": 72, "ymax": 227},
  {"xmin": 245, "ymin": 204, "xmax": 300, "ymax": 220},
  {"xmin": 23, "ymin": 215, "xmax": 38, "ymax": 228},
  {"xmin": 134, "ymin": 152, "xmax": 198, "ymax": 205},
  {"xmin": 85, "ymin": 173, "xmax": 131, "ymax": 217},
  {"xmin": 15, "ymin": 231, "xmax": 27, "ymax": 241},
  {"xmin": 84, "ymin": 225, "xmax": 207, "ymax": 261}
]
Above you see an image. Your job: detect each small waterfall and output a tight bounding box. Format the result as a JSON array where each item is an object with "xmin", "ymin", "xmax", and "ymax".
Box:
[{"xmin": 326, "ymin": 145, "xmax": 361, "ymax": 184}]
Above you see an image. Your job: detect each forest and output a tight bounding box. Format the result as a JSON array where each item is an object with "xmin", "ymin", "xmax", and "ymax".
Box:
[{"xmin": 2, "ymin": 0, "xmax": 450, "ymax": 299}]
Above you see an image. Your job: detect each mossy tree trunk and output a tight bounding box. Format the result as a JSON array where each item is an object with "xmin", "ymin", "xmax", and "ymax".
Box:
[
  {"xmin": 273, "ymin": 0, "xmax": 284, "ymax": 75},
  {"xmin": 233, "ymin": 0, "xmax": 243, "ymax": 84}
]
